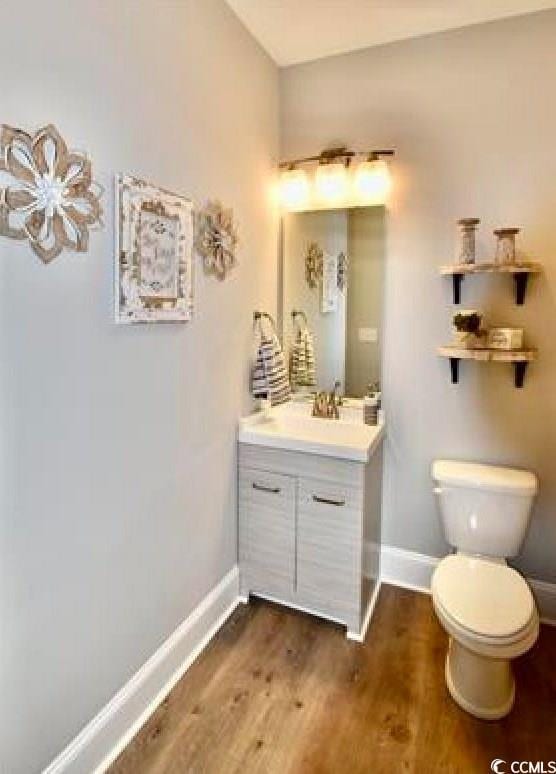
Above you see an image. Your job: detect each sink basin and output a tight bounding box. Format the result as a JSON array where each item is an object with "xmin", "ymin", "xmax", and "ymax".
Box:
[{"xmin": 238, "ymin": 401, "xmax": 384, "ymax": 462}]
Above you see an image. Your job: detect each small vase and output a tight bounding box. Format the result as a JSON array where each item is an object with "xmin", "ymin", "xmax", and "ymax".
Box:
[{"xmin": 452, "ymin": 310, "xmax": 485, "ymax": 349}]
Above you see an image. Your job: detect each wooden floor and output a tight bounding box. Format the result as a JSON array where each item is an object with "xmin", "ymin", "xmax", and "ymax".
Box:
[{"xmin": 110, "ymin": 585, "xmax": 556, "ymax": 774}]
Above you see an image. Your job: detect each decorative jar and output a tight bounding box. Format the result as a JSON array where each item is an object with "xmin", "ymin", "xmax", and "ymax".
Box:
[
  {"xmin": 457, "ymin": 218, "xmax": 480, "ymax": 265},
  {"xmin": 494, "ymin": 227, "xmax": 520, "ymax": 265}
]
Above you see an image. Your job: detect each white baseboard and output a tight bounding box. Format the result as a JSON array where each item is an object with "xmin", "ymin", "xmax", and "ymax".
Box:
[
  {"xmin": 347, "ymin": 579, "xmax": 381, "ymax": 642},
  {"xmin": 44, "ymin": 567, "xmax": 240, "ymax": 774},
  {"xmin": 379, "ymin": 544, "xmax": 439, "ymax": 594},
  {"xmin": 368, "ymin": 543, "xmax": 556, "ymax": 626},
  {"xmin": 529, "ymin": 578, "xmax": 556, "ymax": 625}
]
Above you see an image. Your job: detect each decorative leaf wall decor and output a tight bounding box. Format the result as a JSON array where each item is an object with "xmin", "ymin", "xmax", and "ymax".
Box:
[
  {"xmin": 195, "ymin": 200, "xmax": 238, "ymax": 280},
  {"xmin": 0, "ymin": 124, "xmax": 102, "ymax": 263},
  {"xmin": 337, "ymin": 251, "xmax": 348, "ymax": 291}
]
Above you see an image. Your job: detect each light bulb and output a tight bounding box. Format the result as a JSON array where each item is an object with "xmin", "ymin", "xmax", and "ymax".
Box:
[
  {"xmin": 315, "ymin": 162, "xmax": 348, "ymax": 204},
  {"xmin": 279, "ymin": 167, "xmax": 309, "ymax": 210},
  {"xmin": 353, "ymin": 158, "xmax": 391, "ymax": 204}
]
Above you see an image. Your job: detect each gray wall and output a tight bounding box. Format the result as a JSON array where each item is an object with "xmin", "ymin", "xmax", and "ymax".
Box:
[
  {"xmin": 281, "ymin": 10, "xmax": 556, "ymax": 583},
  {"xmin": 0, "ymin": 2, "xmax": 278, "ymax": 772}
]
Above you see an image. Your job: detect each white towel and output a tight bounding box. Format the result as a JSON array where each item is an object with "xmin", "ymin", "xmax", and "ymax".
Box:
[{"xmin": 252, "ymin": 333, "xmax": 291, "ymax": 406}]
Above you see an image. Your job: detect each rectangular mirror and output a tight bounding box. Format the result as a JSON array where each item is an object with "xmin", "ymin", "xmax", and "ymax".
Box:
[{"xmin": 280, "ymin": 207, "xmax": 385, "ymax": 398}]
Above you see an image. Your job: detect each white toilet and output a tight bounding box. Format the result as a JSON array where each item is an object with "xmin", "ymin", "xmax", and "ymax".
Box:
[{"xmin": 431, "ymin": 459, "xmax": 539, "ymax": 720}]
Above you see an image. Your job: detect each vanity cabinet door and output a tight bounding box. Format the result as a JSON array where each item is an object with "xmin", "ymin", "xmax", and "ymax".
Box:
[
  {"xmin": 239, "ymin": 468, "xmax": 296, "ymax": 598},
  {"xmin": 296, "ymin": 477, "xmax": 362, "ymax": 628}
]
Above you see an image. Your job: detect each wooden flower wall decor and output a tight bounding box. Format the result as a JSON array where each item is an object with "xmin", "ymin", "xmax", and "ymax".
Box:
[
  {"xmin": 195, "ymin": 200, "xmax": 238, "ymax": 280},
  {"xmin": 0, "ymin": 124, "xmax": 102, "ymax": 263}
]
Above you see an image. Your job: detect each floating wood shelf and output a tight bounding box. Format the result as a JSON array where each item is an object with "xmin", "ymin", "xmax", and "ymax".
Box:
[
  {"xmin": 437, "ymin": 346, "xmax": 537, "ymax": 388},
  {"xmin": 439, "ymin": 262, "xmax": 542, "ymax": 305}
]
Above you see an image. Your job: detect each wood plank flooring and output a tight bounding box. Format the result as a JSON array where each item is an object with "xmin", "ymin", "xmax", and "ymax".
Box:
[{"xmin": 110, "ymin": 585, "xmax": 556, "ymax": 774}]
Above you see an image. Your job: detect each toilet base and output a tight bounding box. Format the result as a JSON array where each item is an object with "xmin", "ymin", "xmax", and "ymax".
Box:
[{"xmin": 445, "ymin": 638, "xmax": 515, "ymax": 720}]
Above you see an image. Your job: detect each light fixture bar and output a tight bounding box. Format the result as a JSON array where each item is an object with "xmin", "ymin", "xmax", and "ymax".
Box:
[{"xmin": 279, "ymin": 147, "xmax": 394, "ymax": 169}]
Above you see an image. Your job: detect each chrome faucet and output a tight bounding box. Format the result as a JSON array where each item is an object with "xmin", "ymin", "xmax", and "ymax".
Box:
[{"xmin": 312, "ymin": 381, "xmax": 342, "ymax": 419}]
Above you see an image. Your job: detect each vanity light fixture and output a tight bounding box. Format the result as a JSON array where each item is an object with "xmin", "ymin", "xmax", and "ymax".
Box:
[
  {"xmin": 279, "ymin": 165, "xmax": 310, "ymax": 210},
  {"xmin": 278, "ymin": 147, "xmax": 394, "ymax": 211},
  {"xmin": 353, "ymin": 153, "xmax": 392, "ymax": 204},
  {"xmin": 314, "ymin": 161, "xmax": 349, "ymax": 204}
]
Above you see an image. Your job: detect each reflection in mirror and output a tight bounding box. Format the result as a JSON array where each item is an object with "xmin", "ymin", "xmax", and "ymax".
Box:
[{"xmin": 281, "ymin": 207, "xmax": 385, "ymax": 398}]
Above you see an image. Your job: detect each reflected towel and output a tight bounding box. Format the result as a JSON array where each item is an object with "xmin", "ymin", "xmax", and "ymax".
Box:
[{"xmin": 290, "ymin": 328, "xmax": 316, "ymax": 389}]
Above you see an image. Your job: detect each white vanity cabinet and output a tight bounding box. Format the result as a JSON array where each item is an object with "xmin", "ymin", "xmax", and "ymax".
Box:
[
  {"xmin": 296, "ymin": 476, "xmax": 362, "ymax": 630},
  {"xmin": 239, "ymin": 468, "xmax": 296, "ymax": 598},
  {"xmin": 238, "ymin": 441, "xmax": 383, "ymax": 640}
]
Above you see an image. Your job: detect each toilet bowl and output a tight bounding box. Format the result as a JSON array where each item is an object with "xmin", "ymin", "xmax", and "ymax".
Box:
[
  {"xmin": 431, "ymin": 460, "xmax": 539, "ymax": 719},
  {"xmin": 432, "ymin": 554, "xmax": 539, "ymax": 719}
]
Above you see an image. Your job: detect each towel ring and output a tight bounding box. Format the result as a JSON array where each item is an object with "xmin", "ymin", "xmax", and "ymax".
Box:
[
  {"xmin": 253, "ymin": 310, "xmax": 277, "ymax": 335},
  {"xmin": 291, "ymin": 309, "xmax": 307, "ymax": 326}
]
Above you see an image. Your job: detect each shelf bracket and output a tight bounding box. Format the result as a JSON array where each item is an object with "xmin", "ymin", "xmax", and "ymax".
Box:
[
  {"xmin": 452, "ymin": 273, "xmax": 464, "ymax": 304},
  {"xmin": 513, "ymin": 273, "xmax": 529, "ymax": 305},
  {"xmin": 513, "ymin": 361, "xmax": 528, "ymax": 388},
  {"xmin": 449, "ymin": 357, "xmax": 460, "ymax": 384}
]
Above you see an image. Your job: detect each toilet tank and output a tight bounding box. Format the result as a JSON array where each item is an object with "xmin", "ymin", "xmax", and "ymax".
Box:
[{"xmin": 432, "ymin": 460, "xmax": 538, "ymax": 558}]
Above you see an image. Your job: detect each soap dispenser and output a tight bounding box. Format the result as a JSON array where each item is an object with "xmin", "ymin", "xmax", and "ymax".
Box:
[{"xmin": 364, "ymin": 382, "xmax": 380, "ymax": 426}]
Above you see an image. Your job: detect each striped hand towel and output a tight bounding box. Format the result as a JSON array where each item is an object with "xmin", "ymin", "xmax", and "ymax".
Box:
[
  {"xmin": 252, "ymin": 333, "xmax": 291, "ymax": 406},
  {"xmin": 290, "ymin": 328, "xmax": 316, "ymax": 389}
]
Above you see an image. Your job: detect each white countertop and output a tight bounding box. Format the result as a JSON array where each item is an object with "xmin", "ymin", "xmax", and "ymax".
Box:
[{"xmin": 238, "ymin": 401, "xmax": 385, "ymax": 462}]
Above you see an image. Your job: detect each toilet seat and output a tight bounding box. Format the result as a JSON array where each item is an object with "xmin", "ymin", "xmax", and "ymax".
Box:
[{"xmin": 432, "ymin": 555, "xmax": 538, "ymax": 654}]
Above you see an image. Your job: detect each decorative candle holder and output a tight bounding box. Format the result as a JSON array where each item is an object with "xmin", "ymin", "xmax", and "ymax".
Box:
[
  {"xmin": 494, "ymin": 227, "xmax": 520, "ymax": 265},
  {"xmin": 457, "ymin": 218, "xmax": 480, "ymax": 265}
]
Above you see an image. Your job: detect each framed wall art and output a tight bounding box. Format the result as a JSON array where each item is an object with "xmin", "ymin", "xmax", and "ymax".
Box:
[{"xmin": 115, "ymin": 174, "xmax": 193, "ymax": 323}]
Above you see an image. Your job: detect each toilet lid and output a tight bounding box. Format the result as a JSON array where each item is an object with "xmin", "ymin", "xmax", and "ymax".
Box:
[{"xmin": 432, "ymin": 555, "xmax": 535, "ymax": 639}]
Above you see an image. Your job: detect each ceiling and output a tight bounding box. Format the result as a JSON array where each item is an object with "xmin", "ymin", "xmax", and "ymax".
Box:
[{"xmin": 225, "ymin": 0, "xmax": 556, "ymax": 66}]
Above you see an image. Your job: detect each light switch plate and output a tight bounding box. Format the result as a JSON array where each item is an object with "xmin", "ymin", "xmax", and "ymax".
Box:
[{"xmin": 358, "ymin": 327, "xmax": 378, "ymax": 343}]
